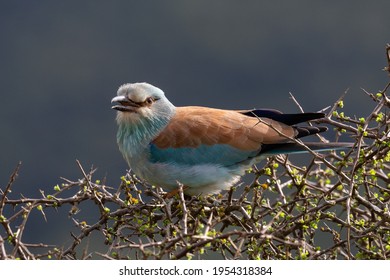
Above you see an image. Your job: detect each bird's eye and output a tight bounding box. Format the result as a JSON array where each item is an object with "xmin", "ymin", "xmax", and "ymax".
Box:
[{"xmin": 145, "ymin": 97, "xmax": 154, "ymax": 105}]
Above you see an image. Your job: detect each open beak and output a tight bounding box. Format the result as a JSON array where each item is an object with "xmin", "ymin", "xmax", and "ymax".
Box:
[{"xmin": 111, "ymin": 96, "xmax": 140, "ymax": 112}]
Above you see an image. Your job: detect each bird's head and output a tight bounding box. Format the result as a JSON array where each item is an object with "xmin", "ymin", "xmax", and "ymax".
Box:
[{"xmin": 111, "ymin": 83, "xmax": 175, "ymax": 125}]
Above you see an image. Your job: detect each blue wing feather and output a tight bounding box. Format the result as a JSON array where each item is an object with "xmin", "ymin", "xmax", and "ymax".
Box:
[{"xmin": 149, "ymin": 143, "xmax": 258, "ymax": 166}]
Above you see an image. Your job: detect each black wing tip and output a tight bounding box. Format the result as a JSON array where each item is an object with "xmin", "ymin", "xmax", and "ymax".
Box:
[
  {"xmin": 241, "ymin": 109, "xmax": 325, "ymax": 125},
  {"xmin": 295, "ymin": 126, "xmax": 328, "ymax": 138}
]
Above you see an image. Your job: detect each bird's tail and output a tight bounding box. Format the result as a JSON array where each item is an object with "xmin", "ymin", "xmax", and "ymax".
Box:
[{"xmin": 260, "ymin": 142, "xmax": 356, "ymax": 156}]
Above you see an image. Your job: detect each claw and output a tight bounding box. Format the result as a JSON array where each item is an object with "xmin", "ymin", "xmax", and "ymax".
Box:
[{"xmin": 163, "ymin": 186, "xmax": 189, "ymax": 199}]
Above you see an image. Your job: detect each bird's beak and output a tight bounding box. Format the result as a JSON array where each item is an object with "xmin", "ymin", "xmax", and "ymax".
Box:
[{"xmin": 111, "ymin": 95, "xmax": 140, "ymax": 112}]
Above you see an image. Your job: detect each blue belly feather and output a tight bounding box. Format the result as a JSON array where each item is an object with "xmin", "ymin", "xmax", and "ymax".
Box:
[{"xmin": 149, "ymin": 143, "xmax": 258, "ymax": 167}]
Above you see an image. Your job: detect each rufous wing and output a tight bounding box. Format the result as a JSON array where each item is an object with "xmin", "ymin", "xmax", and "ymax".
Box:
[{"xmin": 152, "ymin": 106, "xmax": 297, "ymax": 151}]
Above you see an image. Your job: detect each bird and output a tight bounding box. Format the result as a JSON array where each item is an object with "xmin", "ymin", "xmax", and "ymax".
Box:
[{"xmin": 112, "ymin": 82, "xmax": 352, "ymax": 196}]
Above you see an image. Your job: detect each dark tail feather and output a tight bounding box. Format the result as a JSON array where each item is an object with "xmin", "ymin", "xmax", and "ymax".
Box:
[
  {"xmin": 260, "ymin": 142, "xmax": 355, "ymax": 156},
  {"xmin": 240, "ymin": 109, "xmax": 325, "ymax": 125},
  {"xmin": 240, "ymin": 108, "xmax": 358, "ymax": 156},
  {"xmin": 295, "ymin": 126, "xmax": 328, "ymax": 138}
]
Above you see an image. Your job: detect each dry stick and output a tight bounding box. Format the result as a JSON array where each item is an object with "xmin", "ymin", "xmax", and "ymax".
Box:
[
  {"xmin": 95, "ymin": 251, "xmax": 116, "ymax": 260},
  {"xmin": 76, "ymin": 159, "xmax": 94, "ymax": 190},
  {"xmin": 10, "ymin": 205, "xmax": 35, "ymax": 260},
  {"xmin": 250, "ymin": 187, "xmax": 260, "ymax": 220},
  {"xmin": 230, "ymin": 236, "xmax": 243, "ymax": 259},
  {"xmin": 0, "ymin": 161, "xmax": 22, "ymax": 215},
  {"xmin": 178, "ymin": 184, "xmax": 188, "ymax": 235},
  {"xmin": 289, "ymin": 92, "xmax": 305, "ymax": 113},
  {"xmin": 385, "ymin": 44, "xmax": 390, "ymax": 75},
  {"xmin": 76, "ymin": 160, "xmax": 109, "ymax": 213},
  {"xmin": 318, "ymin": 89, "xmax": 376, "ymax": 139},
  {"xmin": 320, "ymin": 118, "xmax": 371, "ymax": 136},
  {"xmin": 62, "ymin": 215, "xmax": 108, "ymax": 258},
  {"xmin": 325, "ymin": 88, "xmax": 349, "ymax": 119},
  {"xmin": 202, "ymin": 211, "xmax": 213, "ymax": 239},
  {"xmin": 0, "ymin": 163, "xmax": 36, "ymax": 260},
  {"xmin": 268, "ymin": 158, "xmax": 287, "ymax": 204},
  {"xmin": 375, "ymin": 233, "xmax": 388, "ymax": 260},
  {"xmin": 311, "ymin": 240, "xmax": 348, "ymax": 260},
  {"xmin": 0, "ymin": 236, "xmax": 7, "ymax": 260}
]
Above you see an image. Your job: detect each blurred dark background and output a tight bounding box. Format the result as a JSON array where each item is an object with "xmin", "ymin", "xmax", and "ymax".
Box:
[{"xmin": 1, "ymin": 1, "xmax": 389, "ymax": 253}]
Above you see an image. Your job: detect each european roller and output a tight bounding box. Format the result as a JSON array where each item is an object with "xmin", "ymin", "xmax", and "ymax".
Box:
[{"xmin": 112, "ymin": 83, "xmax": 351, "ymax": 196}]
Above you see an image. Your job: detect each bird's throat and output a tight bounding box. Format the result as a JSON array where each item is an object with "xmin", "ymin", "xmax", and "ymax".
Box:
[{"xmin": 116, "ymin": 114, "xmax": 171, "ymax": 158}]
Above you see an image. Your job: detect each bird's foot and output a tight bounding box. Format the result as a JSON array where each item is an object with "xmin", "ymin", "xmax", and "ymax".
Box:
[{"xmin": 163, "ymin": 186, "xmax": 189, "ymax": 199}]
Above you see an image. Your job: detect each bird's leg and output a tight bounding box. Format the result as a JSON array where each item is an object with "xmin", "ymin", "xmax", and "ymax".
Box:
[{"xmin": 163, "ymin": 186, "xmax": 189, "ymax": 199}]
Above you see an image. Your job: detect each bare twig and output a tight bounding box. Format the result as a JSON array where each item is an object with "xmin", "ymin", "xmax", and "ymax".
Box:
[{"xmin": 0, "ymin": 161, "xmax": 22, "ymax": 216}]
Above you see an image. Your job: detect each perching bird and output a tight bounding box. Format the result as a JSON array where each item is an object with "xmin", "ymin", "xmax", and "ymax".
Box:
[{"xmin": 112, "ymin": 82, "xmax": 351, "ymax": 195}]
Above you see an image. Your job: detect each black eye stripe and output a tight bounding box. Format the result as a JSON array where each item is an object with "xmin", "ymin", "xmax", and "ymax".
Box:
[
  {"xmin": 125, "ymin": 97, "xmax": 160, "ymax": 107},
  {"xmin": 145, "ymin": 97, "xmax": 160, "ymax": 104}
]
